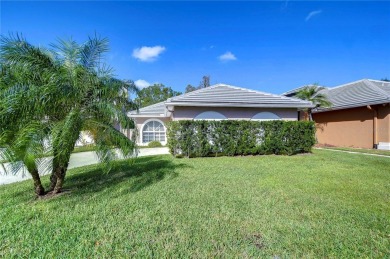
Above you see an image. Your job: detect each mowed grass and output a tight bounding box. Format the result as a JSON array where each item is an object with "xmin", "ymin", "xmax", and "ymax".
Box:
[{"xmin": 0, "ymin": 150, "xmax": 389, "ymax": 258}]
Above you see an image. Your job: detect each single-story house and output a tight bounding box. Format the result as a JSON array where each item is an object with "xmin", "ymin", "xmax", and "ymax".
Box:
[
  {"xmin": 126, "ymin": 84, "xmax": 313, "ymax": 145},
  {"xmin": 284, "ymin": 79, "xmax": 390, "ymax": 150}
]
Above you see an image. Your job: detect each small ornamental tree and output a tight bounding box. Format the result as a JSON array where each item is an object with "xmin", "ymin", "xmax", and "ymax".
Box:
[
  {"xmin": 0, "ymin": 34, "xmax": 138, "ymax": 196},
  {"xmin": 295, "ymin": 84, "xmax": 331, "ymax": 120}
]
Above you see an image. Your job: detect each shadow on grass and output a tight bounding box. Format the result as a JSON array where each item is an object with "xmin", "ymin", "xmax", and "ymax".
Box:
[{"xmin": 64, "ymin": 155, "xmax": 188, "ymax": 196}]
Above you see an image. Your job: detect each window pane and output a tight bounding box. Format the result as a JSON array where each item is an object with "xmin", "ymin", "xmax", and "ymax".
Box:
[
  {"xmin": 194, "ymin": 111, "xmax": 227, "ymax": 120},
  {"xmin": 142, "ymin": 121, "xmax": 166, "ymax": 143},
  {"xmin": 155, "ymin": 123, "xmax": 162, "ymax": 131},
  {"xmin": 251, "ymin": 112, "xmax": 280, "ymax": 120},
  {"xmin": 144, "ymin": 122, "xmax": 151, "ymax": 131}
]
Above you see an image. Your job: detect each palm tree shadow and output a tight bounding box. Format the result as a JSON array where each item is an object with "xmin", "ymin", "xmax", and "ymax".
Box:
[{"xmin": 65, "ymin": 155, "xmax": 189, "ymax": 195}]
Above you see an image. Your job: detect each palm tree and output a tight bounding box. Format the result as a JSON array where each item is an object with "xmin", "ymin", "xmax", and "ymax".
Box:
[
  {"xmin": 0, "ymin": 120, "xmax": 48, "ymax": 195},
  {"xmin": 0, "ymin": 61, "xmax": 50, "ymax": 195},
  {"xmin": 295, "ymin": 84, "xmax": 331, "ymax": 121},
  {"xmin": 0, "ymin": 34, "xmax": 138, "ymax": 195}
]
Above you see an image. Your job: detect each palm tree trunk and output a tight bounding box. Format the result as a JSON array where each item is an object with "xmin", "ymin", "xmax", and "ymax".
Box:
[
  {"xmin": 53, "ymin": 166, "xmax": 66, "ymax": 194},
  {"xmin": 51, "ymin": 139, "xmax": 74, "ymax": 194},
  {"xmin": 48, "ymin": 156, "xmax": 59, "ymax": 192},
  {"xmin": 30, "ymin": 168, "xmax": 45, "ymax": 196},
  {"xmin": 50, "ymin": 108, "xmax": 82, "ymax": 194},
  {"xmin": 52, "ymin": 156, "xmax": 70, "ymax": 194},
  {"xmin": 308, "ymin": 108, "xmax": 313, "ymax": 121},
  {"xmin": 24, "ymin": 161, "xmax": 45, "ymax": 196}
]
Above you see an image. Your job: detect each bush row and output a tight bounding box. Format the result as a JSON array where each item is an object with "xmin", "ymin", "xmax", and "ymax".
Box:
[{"xmin": 167, "ymin": 120, "xmax": 316, "ymax": 157}]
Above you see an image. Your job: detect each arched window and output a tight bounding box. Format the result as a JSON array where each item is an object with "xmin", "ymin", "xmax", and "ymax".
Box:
[
  {"xmin": 251, "ymin": 112, "xmax": 280, "ymax": 121},
  {"xmin": 194, "ymin": 111, "xmax": 227, "ymax": 120},
  {"xmin": 142, "ymin": 120, "xmax": 166, "ymax": 143}
]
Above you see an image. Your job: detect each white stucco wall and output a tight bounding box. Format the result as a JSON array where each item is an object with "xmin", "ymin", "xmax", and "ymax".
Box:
[{"xmin": 129, "ymin": 117, "xmax": 171, "ymax": 145}]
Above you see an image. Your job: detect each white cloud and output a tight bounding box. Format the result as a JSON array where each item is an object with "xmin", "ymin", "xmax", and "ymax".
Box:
[
  {"xmin": 219, "ymin": 51, "xmax": 237, "ymax": 61},
  {"xmin": 305, "ymin": 10, "xmax": 322, "ymax": 21},
  {"xmin": 134, "ymin": 79, "xmax": 151, "ymax": 89},
  {"xmin": 132, "ymin": 46, "xmax": 166, "ymax": 62}
]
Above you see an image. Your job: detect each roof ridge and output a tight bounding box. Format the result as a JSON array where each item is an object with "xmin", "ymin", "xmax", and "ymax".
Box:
[
  {"xmin": 368, "ymin": 79, "xmax": 390, "ymax": 84},
  {"xmin": 328, "ymin": 79, "xmax": 367, "ymax": 90}
]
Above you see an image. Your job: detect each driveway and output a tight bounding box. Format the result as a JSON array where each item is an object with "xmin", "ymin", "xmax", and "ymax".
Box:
[{"xmin": 0, "ymin": 147, "xmax": 170, "ymax": 185}]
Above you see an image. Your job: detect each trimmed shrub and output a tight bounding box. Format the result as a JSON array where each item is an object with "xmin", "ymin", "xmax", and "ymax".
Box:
[
  {"xmin": 167, "ymin": 120, "xmax": 316, "ymax": 157},
  {"xmin": 147, "ymin": 141, "xmax": 163, "ymax": 148}
]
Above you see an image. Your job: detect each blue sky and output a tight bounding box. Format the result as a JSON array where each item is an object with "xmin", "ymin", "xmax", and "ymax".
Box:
[{"xmin": 1, "ymin": 1, "xmax": 390, "ymax": 94}]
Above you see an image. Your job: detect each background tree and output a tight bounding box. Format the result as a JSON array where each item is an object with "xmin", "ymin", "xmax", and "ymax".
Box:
[
  {"xmin": 185, "ymin": 84, "xmax": 197, "ymax": 93},
  {"xmin": 0, "ymin": 34, "xmax": 138, "ymax": 196},
  {"xmin": 185, "ymin": 75, "xmax": 211, "ymax": 93},
  {"xmin": 295, "ymin": 84, "xmax": 332, "ymax": 121},
  {"xmin": 380, "ymin": 78, "xmax": 390, "ymax": 82},
  {"xmin": 198, "ymin": 75, "xmax": 210, "ymax": 89},
  {"xmin": 135, "ymin": 83, "xmax": 181, "ymax": 108}
]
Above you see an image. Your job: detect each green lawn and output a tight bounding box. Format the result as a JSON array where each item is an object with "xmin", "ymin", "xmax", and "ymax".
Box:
[
  {"xmin": 318, "ymin": 146, "xmax": 390, "ymax": 157},
  {"xmin": 0, "ymin": 150, "xmax": 389, "ymax": 258}
]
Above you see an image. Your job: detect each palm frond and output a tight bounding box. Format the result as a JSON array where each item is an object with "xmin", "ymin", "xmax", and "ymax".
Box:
[
  {"xmin": 80, "ymin": 34, "xmax": 109, "ymax": 70},
  {"xmin": 85, "ymin": 99, "xmax": 135, "ymax": 128},
  {"xmin": 1, "ymin": 33, "xmax": 56, "ymax": 72},
  {"xmin": 295, "ymin": 84, "xmax": 332, "ymax": 108},
  {"xmin": 50, "ymin": 37, "xmax": 80, "ymax": 69},
  {"xmin": 86, "ymin": 120, "xmax": 137, "ymax": 172}
]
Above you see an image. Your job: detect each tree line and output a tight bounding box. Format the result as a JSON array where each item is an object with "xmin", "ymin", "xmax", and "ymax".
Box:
[{"xmin": 135, "ymin": 75, "xmax": 211, "ymax": 108}]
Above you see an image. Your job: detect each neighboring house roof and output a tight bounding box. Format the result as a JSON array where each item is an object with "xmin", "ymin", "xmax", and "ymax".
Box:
[
  {"xmin": 128, "ymin": 101, "xmax": 167, "ymax": 117},
  {"xmin": 369, "ymin": 79, "xmax": 390, "ymax": 94},
  {"xmin": 314, "ymin": 79, "xmax": 390, "ymax": 112},
  {"xmin": 129, "ymin": 83, "xmax": 313, "ymax": 116}
]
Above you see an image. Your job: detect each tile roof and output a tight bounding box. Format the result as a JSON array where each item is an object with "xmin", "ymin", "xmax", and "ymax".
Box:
[
  {"xmin": 128, "ymin": 101, "xmax": 166, "ymax": 116},
  {"xmin": 166, "ymin": 84, "xmax": 313, "ymax": 108},
  {"xmin": 314, "ymin": 79, "xmax": 390, "ymax": 112},
  {"xmin": 369, "ymin": 79, "xmax": 390, "ymax": 94},
  {"xmin": 129, "ymin": 83, "xmax": 313, "ymax": 116}
]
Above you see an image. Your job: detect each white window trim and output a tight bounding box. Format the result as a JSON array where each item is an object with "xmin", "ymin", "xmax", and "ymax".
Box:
[{"xmin": 140, "ymin": 118, "xmax": 167, "ymax": 145}]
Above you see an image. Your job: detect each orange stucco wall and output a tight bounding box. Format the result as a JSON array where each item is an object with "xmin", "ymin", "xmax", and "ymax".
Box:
[
  {"xmin": 313, "ymin": 105, "xmax": 390, "ymax": 149},
  {"xmin": 377, "ymin": 105, "xmax": 390, "ymax": 144}
]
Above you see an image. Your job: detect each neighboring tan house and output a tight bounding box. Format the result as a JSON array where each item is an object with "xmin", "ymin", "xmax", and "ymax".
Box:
[
  {"xmin": 284, "ymin": 79, "xmax": 390, "ymax": 150},
  {"xmin": 127, "ymin": 84, "xmax": 313, "ymax": 146}
]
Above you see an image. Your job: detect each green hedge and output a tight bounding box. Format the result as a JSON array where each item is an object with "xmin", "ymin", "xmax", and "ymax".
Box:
[{"xmin": 167, "ymin": 120, "xmax": 316, "ymax": 157}]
